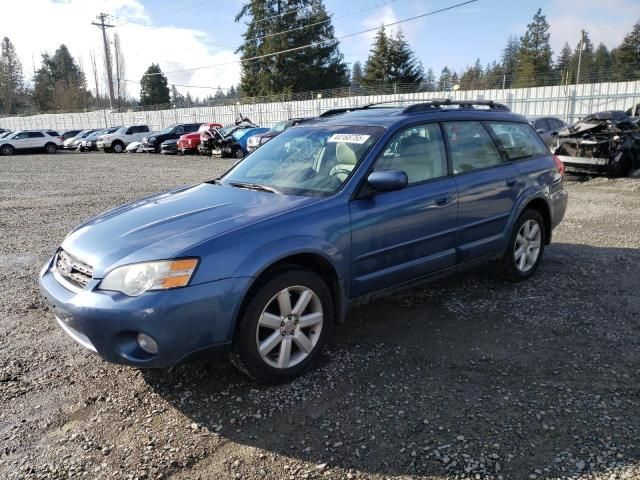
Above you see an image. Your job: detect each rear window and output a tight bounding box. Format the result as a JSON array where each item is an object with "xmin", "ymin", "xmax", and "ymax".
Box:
[{"xmin": 487, "ymin": 122, "xmax": 548, "ymax": 160}]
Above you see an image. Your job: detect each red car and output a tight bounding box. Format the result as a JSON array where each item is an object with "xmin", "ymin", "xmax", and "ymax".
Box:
[{"xmin": 177, "ymin": 123, "xmax": 223, "ymax": 154}]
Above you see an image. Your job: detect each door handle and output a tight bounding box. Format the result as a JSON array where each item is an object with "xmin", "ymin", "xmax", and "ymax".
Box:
[{"xmin": 435, "ymin": 195, "xmax": 451, "ymax": 206}]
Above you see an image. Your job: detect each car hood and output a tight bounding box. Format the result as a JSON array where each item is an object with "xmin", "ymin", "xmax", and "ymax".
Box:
[{"xmin": 61, "ymin": 183, "xmax": 317, "ymax": 278}]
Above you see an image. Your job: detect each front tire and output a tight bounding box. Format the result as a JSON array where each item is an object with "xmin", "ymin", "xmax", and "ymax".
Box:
[
  {"xmin": 230, "ymin": 268, "xmax": 333, "ymax": 384},
  {"xmin": 498, "ymin": 209, "xmax": 546, "ymax": 282},
  {"xmin": 1, "ymin": 144, "xmax": 14, "ymax": 156},
  {"xmin": 111, "ymin": 141, "xmax": 124, "ymax": 153},
  {"xmin": 233, "ymin": 147, "xmax": 245, "ymax": 159}
]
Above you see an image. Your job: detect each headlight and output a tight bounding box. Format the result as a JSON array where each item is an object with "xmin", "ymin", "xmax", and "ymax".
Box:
[
  {"xmin": 148, "ymin": 136, "xmax": 156, "ymax": 143},
  {"xmin": 99, "ymin": 259, "xmax": 198, "ymax": 296}
]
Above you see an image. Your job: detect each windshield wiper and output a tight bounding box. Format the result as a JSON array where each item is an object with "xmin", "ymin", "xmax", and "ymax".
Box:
[{"xmin": 229, "ymin": 181, "xmax": 280, "ymax": 194}]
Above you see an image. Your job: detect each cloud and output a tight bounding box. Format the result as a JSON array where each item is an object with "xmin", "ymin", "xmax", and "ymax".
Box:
[
  {"xmin": 2, "ymin": 0, "xmax": 240, "ymax": 100},
  {"xmin": 546, "ymin": 0, "xmax": 640, "ymax": 54}
]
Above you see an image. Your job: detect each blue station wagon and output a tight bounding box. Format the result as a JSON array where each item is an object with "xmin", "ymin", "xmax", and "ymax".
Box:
[{"xmin": 39, "ymin": 100, "xmax": 568, "ymax": 383}]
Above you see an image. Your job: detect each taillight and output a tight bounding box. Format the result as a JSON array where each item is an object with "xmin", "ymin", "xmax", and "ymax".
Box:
[{"xmin": 552, "ymin": 154, "xmax": 565, "ymax": 177}]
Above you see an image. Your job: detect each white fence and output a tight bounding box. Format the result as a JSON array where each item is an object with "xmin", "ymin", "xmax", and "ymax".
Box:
[{"xmin": 1, "ymin": 80, "xmax": 640, "ymax": 132}]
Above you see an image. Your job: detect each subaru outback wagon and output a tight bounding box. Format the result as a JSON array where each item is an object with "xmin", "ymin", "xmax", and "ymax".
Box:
[{"xmin": 39, "ymin": 100, "xmax": 568, "ymax": 383}]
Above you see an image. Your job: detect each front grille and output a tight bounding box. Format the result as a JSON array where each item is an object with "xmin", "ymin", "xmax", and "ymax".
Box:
[{"xmin": 55, "ymin": 249, "xmax": 93, "ymax": 289}]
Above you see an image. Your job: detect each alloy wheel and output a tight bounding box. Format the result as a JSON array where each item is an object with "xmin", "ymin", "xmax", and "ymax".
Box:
[
  {"xmin": 514, "ymin": 219, "xmax": 542, "ymax": 272},
  {"xmin": 255, "ymin": 285, "xmax": 323, "ymax": 369}
]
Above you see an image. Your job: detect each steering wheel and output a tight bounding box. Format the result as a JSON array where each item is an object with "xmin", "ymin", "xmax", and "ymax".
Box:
[{"xmin": 329, "ymin": 167, "xmax": 353, "ymax": 179}]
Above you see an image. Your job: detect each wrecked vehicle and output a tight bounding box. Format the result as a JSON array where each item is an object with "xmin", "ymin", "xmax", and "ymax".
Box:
[{"xmin": 553, "ymin": 110, "xmax": 640, "ymax": 176}]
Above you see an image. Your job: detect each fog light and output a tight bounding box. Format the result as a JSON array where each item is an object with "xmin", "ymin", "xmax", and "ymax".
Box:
[{"xmin": 137, "ymin": 333, "xmax": 158, "ymax": 354}]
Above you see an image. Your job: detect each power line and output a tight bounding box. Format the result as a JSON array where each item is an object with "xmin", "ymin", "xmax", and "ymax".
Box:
[
  {"xmin": 251, "ymin": 1, "xmax": 323, "ymax": 24},
  {"xmin": 144, "ymin": 0, "xmax": 479, "ymax": 77}
]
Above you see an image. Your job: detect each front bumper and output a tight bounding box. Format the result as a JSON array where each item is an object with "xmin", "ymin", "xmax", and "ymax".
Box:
[
  {"xmin": 557, "ymin": 154, "xmax": 616, "ymax": 174},
  {"xmin": 141, "ymin": 142, "xmax": 159, "ymax": 153},
  {"xmin": 38, "ymin": 255, "xmax": 248, "ymax": 368}
]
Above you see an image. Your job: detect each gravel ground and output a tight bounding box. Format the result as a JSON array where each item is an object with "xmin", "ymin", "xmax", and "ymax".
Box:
[{"xmin": 0, "ymin": 152, "xmax": 639, "ymax": 480}]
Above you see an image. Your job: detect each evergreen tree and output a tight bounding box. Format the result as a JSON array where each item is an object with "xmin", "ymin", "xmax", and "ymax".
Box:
[
  {"xmin": 484, "ymin": 61, "xmax": 505, "ymax": 89},
  {"xmin": 593, "ymin": 43, "xmax": 612, "ymax": 82},
  {"xmin": 0, "ymin": 37, "xmax": 24, "ymax": 114},
  {"xmin": 460, "ymin": 58, "xmax": 484, "ymax": 90},
  {"xmin": 236, "ymin": 0, "xmax": 348, "ymax": 96},
  {"xmin": 387, "ymin": 30, "xmax": 424, "ymax": 85},
  {"xmin": 350, "ymin": 61, "xmax": 364, "ymax": 90},
  {"xmin": 423, "ymin": 68, "xmax": 436, "ymax": 91},
  {"xmin": 32, "ymin": 45, "xmax": 91, "ymax": 111},
  {"xmin": 139, "ymin": 63, "xmax": 170, "ymax": 106},
  {"xmin": 226, "ymin": 85, "xmax": 238, "ymax": 99},
  {"xmin": 214, "ymin": 86, "xmax": 225, "ymax": 101},
  {"xmin": 451, "ymin": 71, "xmax": 460, "ymax": 88},
  {"xmin": 170, "ymin": 84, "xmax": 184, "ymax": 106},
  {"xmin": 185, "ymin": 92, "xmax": 193, "ymax": 106},
  {"xmin": 363, "ymin": 26, "xmax": 390, "ymax": 87},
  {"xmin": 501, "ymin": 35, "xmax": 520, "ymax": 87},
  {"xmin": 555, "ymin": 42, "xmax": 573, "ymax": 83},
  {"xmin": 438, "ymin": 66, "xmax": 452, "ymax": 90},
  {"xmin": 514, "ymin": 8, "xmax": 553, "ymax": 87},
  {"xmin": 363, "ymin": 27, "xmax": 423, "ymax": 88},
  {"xmin": 611, "ymin": 22, "xmax": 640, "ymax": 81}
]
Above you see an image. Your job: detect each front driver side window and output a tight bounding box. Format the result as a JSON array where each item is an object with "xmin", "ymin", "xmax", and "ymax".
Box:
[{"xmin": 373, "ymin": 123, "xmax": 448, "ymax": 184}]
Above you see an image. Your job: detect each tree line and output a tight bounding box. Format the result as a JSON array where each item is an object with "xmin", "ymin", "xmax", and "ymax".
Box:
[{"xmin": 1, "ymin": 3, "xmax": 640, "ymax": 115}]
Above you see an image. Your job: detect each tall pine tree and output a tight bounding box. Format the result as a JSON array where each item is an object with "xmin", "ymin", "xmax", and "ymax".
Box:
[
  {"xmin": 514, "ymin": 8, "xmax": 553, "ymax": 87},
  {"xmin": 501, "ymin": 35, "xmax": 520, "ymax": 88},
  {"xmin": 350, "ymin": 61, "xmax": 364, "ymax": 90},
  {"xmin": 438, "ymin": 66, "xmax": 452, "ymax": 91},
  {"xmin": 0, "ymin": 37, "xmax": 24, "ymax": 114},
  {"xmin": 236, "ymin": 0, "xmax": 348, "ymax": 97},
  {"xmin": 611, "ymin": 22, "xmax": 640, "ymax": 81},
  {"xmin": 139, "ymin": 64, "xmax": 170, "ymax": 106},
  {"xmin": 363, "ymin": 27, "xmax": 423, "ymax": 88}
]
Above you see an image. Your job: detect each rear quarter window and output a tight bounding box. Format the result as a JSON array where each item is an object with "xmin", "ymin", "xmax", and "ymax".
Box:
[{"xmin": 487, "ymin": 122, "xmax": 548, "ymax": 161}]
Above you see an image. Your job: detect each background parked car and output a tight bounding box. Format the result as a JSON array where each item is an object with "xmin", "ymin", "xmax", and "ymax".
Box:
[
  {"xmin": 63, "ymin": 129, "xmax": 97, "ymax": 150},
  {"xmin": 141, "ymin": 123, "xmax": 201, "ymax": 153},
  {"xmin": 98, "ymin": 125, "xmax": 150, "ymax": 153},
  {"xmin": 59, "ymin": 129, "xmax": 83, "ymax": 141},
  {"xmin": 160, "ymin": 138, "xmax": 178, "ymax": 155},
  {"xmin": 223, "ymin": 127, "xmax": 270, "ymax": 158},
  {"xmin": 246, "ymin": 117, "xmax": 314, "ymax": 152},
  {"xmin": 530, "ymin": 116, "xmax": 566, "ymax": 146},
  {"xmin": 0, "ymin": 131, "xmax": 13, "ymax": 139},
  {"xmin": 79, "ymin": 127, "xmax": 120, "ymax": 152},
  {"xmin": 0, "ymin": 130, "xmax": 63, "ymax": 155},
  {"xmin": 177, "ymin": 122, "xmax": 223, "ymax": 154}
]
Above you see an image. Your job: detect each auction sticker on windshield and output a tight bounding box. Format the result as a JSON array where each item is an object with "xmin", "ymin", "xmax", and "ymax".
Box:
[{"xmin": 327, "ymin": 133, "xmax": 371, "ymax": 144}]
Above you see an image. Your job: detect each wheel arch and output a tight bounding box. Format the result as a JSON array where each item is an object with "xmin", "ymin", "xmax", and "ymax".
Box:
[
  {"xmin": 236, "ymin": 250, "xmax": 347, "ymax": 331},
  {"xmin": 522, "ymin": 197, "xmax": 552, "ymax": 245}
]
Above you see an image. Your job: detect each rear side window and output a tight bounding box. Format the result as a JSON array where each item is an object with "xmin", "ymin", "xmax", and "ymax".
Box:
[
  {"xmin": 443, "ymin": 121, "xmax": 502, "ymax": 174},
  {"xmin": 374, "ymin": 123, "xmax": 448, "ymax": 184},
  {"xmin": 138, "ymin": 126, "xmax": 149, "ymax": 133},
  {"xmin": 533, "ymin": 119, "xmax": 549, "ymax": 132},
  {"xmin": 47, "ymin": 131, "xmax": 59, "ymax": 136},
  {"xmin": 487, "ymin": 122, "xmax": 548, "ymax": 160},
  {"xmin": 29, "ymin": 132, "xmax": 45, "ymax": 138}
]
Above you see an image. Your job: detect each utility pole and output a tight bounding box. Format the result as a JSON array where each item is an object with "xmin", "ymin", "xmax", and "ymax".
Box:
[
  {"xmin": 92, "ymin": 13, "xmax": 116, "ymax": 109},
  {"xmin": 576, "ymin": 30, "xmax": 585, "ymax": 86}
]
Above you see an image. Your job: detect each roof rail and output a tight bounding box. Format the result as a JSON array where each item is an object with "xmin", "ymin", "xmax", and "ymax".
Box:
[
  {"xmin": 403, "ymin": 99, "xmax": 510, "ymax": 113},
  {"xmin": 319, "ymin": 99, "xmax": 510, "ymax": 117}
]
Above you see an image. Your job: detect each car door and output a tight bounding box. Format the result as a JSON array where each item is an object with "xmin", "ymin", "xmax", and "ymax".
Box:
[
  {"xmin": 136, "ymin": 126, "xmax": 150, "ymax": 142},
  {"xmin": 10, "ymin": 131, "xmax": 30, "ymax": 150},
  {"xmin": 28, "ymin": 131, "xmax": 46, "ymax": 149},
  {"xmin": 349, "ymin": 123, "xmax": 458, "ymax": 297},
  {"xmin": 443, "ymin": 121, "xmax": 522, "ymax": 263}
]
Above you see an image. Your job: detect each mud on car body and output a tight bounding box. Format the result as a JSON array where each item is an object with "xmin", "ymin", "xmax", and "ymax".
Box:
[{"xmin": 553, "ymin": 110, "xmax": 640, "ymax": 176}]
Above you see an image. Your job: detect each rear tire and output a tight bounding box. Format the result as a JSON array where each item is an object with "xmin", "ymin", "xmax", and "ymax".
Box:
[
  {"xmin": 233, "ymin": 147, "xmax": 245, "ymax": 159},
  {"xmin": 230, "ymin": 268, "xmax": 333, "ymax": 384},
  {"xmin": 498, "ymin": 209, "xmax": 546, "ymax": 282},
  {"xmin": 44, "ymin": 142, "xmax": 57, "ymax": 154}
]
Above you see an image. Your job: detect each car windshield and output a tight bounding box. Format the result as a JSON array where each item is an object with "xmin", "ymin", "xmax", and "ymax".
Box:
[
  {"xmin": 221, "ymin": 125, "xmax": 383, "ymax": 196},
  {"xmin": 114, "ymin": 126, "xmax": 127, "ymax": 135},
  {"xmin": 157, "ymin": 125, "xmax": 176, "ymax": 135}
]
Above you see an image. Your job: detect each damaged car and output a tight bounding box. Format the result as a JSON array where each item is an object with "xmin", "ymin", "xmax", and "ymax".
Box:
[{"xmin": 553, "ymin": 110, "xmax": 640, "ymax": 176}]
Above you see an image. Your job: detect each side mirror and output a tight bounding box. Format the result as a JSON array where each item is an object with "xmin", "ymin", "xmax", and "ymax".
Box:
[{"xmin": 367, "ymin": 170, "xmax": 408, "ymax": 193}]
